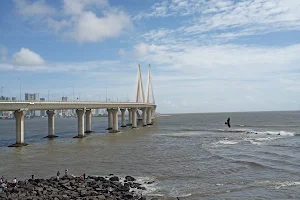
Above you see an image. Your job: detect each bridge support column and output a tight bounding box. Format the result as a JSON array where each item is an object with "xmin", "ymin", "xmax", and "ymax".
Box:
[
  {"xmin": 110, "ymin": 108, "xmax": 119, "ymax": 133},
  {"xmin": 147, "ymin": 108, "xmax": 153, "ymax": 125},
  {"xmin": 120, "ymin": 109, "xmax": 126, "ymax": 127},
  {"xmin": 126, "ymin": 108, "xmax": 132, "ymax": 126},
  {"xmin": 74, "ymin": 109, "xmax": 85, "ymax": 138},
  {"xmin": 9, "ymin": 111, "xmax": 28, "ymax": 147},
  {"xmin": 106, "ymin": 109, "xmax": 113, "ymax": 130},
  {"xmin": 131, "ymin": 108, "xmax": 138, "ymax": 129},
  {"xmin": 142, "ymin": 108, "xmax": 148, "ymax": 126},
  {"xmin": 44, "ymin": 110, "xmax": 57, "ymax": 138},
  {"xmin": 85, "ymin": 109, "xmax": 93, "ymax": 133}
]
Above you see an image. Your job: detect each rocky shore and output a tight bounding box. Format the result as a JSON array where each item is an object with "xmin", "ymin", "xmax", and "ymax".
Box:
[{"xmin": 0, "ymin": 175, "xmax": 157, "ymax": 200}]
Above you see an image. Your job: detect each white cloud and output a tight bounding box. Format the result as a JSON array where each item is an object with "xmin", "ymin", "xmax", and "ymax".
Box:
[
  {"xmin": 68, "ymin": 10, "xmax": 131, "ymax": 43},
  {"xmin": 13, "ymin": 0, "xmax": 55, "ymax": 16},
  {"xmin": 135, "ymin": 0, "xmax": 300, "ymax": 44},
  {"xmin": 12, "ymin": 48, "xmax": 45, "ymax": 66},
  {"xmin": 63, "ymin": 0, "xmax": 108, "ymax": 15},
  {"xmin": 13, "ymin": 0, "xmax": 132, "ymax": 43}
]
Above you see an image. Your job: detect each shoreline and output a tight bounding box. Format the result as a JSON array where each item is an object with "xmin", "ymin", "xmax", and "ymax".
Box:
[{"xmin": 0, "ymin": 174, "xmax": 157, "ymax": 200}]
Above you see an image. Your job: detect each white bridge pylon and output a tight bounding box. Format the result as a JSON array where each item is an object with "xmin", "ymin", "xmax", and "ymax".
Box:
[{"xmin": 135, "ymin": 64, "xmax": 155, "ymax": 104}]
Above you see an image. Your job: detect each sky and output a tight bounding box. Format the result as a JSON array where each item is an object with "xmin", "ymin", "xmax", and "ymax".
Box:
[{"xmin": 0, "ymin": 0, "xmax": 300, "ymax": 114}]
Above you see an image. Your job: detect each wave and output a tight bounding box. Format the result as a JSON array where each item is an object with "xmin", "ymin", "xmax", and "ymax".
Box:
[
  {"xmin": 178, "ymin": 128, "xmax": 298, "ymax": 136},
  {"xmin": 233, "ymin": 160, "xmax": 266, "ymax": 168},
  {"xmin": 237, "ymin": 124, "xmax": 300, "ymax": 128},
  {"xmin": 246, "ymin": 130, "xmax": 295, "ymax": 136},
  {"xmin": 215, "ymin": 140, "xmax": 239, "ymax": 145},
  {"xmin": 253, "ymin": 180, "xmax": 300, "ymax": 189}
]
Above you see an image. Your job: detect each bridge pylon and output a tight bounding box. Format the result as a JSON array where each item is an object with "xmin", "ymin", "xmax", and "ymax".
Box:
[
  {"xmin": 135, "ymin": 64, "xmax": 145, "ymax": 103},
  {"xmin": 146, "ymin": 64, "xmax": 155, "ymax": 104}
]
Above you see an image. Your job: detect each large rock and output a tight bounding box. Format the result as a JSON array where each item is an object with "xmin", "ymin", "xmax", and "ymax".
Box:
[
  {"xmin": 109, "ymin": 176, "xmax": 119, "ymax": 182},
  {"xmin": 125, "ymin": 176, "xmax": 136, "ymax": 182}
]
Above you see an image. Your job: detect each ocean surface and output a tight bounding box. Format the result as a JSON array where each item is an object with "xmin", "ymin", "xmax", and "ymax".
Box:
[{"xmin": 1, "ymin": 111, "xmax": 300, "ymax": 199}]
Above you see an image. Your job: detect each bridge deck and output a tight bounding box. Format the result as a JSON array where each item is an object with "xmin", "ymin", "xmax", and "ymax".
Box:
[{"xmin": 0, "ymin": 101, "xmax": 156, "ymax": 111}]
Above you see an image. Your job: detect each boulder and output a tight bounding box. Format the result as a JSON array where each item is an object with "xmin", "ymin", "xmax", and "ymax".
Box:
[
  {"xmin": 109, "ymin": 176, "xmax": 119, "ymax": 182},
  {"xmin": 125, "ymin": 176, "xmax": 136, "ymax": 182}
]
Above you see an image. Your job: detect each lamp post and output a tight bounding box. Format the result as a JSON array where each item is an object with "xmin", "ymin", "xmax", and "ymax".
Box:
[
  {"xmin": 79, "ymin": 92, "xmax": 81, "ymax": 101},
  {"xmin": 48, "ymin": 90, "xmax": 50, "ymax": 101},
  {"xmin": 0, "ymin": 87, "xmax": 3, "ymax": 99},
  {"xmin": 17, "ymin": 77, "xmax": 21, "ymax": 100},
  {"xmin": 99, "ymin": 94, "xmax": 101, "ymax": 101}
]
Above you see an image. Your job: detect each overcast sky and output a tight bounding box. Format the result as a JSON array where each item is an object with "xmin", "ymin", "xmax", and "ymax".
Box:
[{"xmin": 0, "ymin": 0, "xmax": 300, "ymax": 113}]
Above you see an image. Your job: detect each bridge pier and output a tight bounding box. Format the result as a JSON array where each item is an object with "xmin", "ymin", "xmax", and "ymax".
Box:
[
  {"xmin": 120, "ymin": 109, "xmax": 126, "ymax": 127},
  {"xmin": 131, "ymin": 108, "xmax": 138, "ymax": 129},
  {"xmin": 110, "ymin": 108, "xmax": 119, "ymax": 133},
  {"xmin": 127, "ymin": 108, "xmax": 132, "ymax": 126},
  {"xmin": 8, "ymin": 110, "xmax": 28, "ymax": 147},
  {"xmin": 74, "ymin": 109, "xmax": 86, "ymax": 138},
  {"xmin": 147, "ymin": 108, "xmax": 153, "ymax": 125},
  {"xmin": 106, "ymin": 109, "xmax": 113, "ymax": 130},
  {"xmin": 85, "ymin": 109, "xmax": 93, "ymax": 133},
  {"xmin": 142, "ymin": 108, "xmax": 148, "ymax": 126},
  {"xmin": 44, "ymin": 110, "xmax": 57, "ymax": 138}
]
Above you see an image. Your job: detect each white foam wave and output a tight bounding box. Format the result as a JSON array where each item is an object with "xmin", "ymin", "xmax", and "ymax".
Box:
[
  {"xmin": 247, "ymin": 130, "xmax": 295, "ymax": 136},
  {"xmin": 255, "ymin": 137, "xmax": 275, "ymax": 141},
  {"xmin": 247, "ymin": 140, "xmax": 262, "ymax": 145},
  {"xmin": 215, "ymin": 140, "xmax": 239, "ymax": 145},
  {"xmin": 255, "ymin": 180, "xmax": 300, "ymax": 189},
  {"xmin": 274, "ymin": 181, "xmax": 300, "ymax": 189}
]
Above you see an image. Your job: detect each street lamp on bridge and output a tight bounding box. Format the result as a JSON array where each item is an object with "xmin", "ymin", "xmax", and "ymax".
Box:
[{"xmin": 48, "ymin": 90, "xmax": 50, "ymax": 101}]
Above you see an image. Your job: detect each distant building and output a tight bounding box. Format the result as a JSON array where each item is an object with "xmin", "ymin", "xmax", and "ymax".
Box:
[
  {"xmin": 40, "ymin": 98, "xmax": 46, "ymax": 117},
  {"xmin": 62, "ymin": 96, "xmax": 68, "ymax": 102},
  {"xmin": 12, "ymin": 97, "xmax": 16, "ymax": 101},
  {"xmin": 25, "ymin": 93, "xmax": 39, "ymax": 101},
  {"xmin": 25, "ymin": 93, "xmax": 40, "ymax": 116}
]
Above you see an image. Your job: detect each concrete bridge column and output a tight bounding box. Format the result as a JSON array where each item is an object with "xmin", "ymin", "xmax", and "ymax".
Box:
[
  {"xmin": 120, "ymin": 109, "xmax": 126, "ymax": 127},
  {"xmin": 110, "ymin": 108, "xmax": 119, "ymax": 133},
  {"xmin": 127, "ymin": 108, "xmax": 132, "ymax": 126},
  {"xmin": 85, "ymin": 109, "xmax": 93, "ymax": 133},
  {"xmin": 106, "ymin": 108, "xmax": 113, "ymax": 130},
  {"xmin": 142, "ymin": 108, "xmax": 148, "ymax": 126},
  {"xmin": 131, "ymin": 108, "xmax": 138, "ymax": 129},
  {"xmin": 9, "ymin": 110, "xmax": 28, "ymax": 147},
  {"xmin": 44, "ymin": 110, "xmax": 57, "ymax": 138},
  {"xmin": 147, "ymin": 108, "xmax": 153, "ymax": 125},
  {"xmin": 74, "ymin": 109, "xmax": 85, "ymax": 138}
]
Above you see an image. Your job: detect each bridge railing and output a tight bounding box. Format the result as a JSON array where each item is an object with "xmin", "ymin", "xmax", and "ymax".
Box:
[{"xmin": 0, "ymin": 100, "xmax": 155, "ymax": 104}]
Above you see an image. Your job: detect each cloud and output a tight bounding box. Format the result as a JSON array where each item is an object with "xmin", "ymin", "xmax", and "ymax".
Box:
[
  {"xmin": 63, "ymin": 0, "xmax": 108, "ymax": 15},
  {"xmin": 13, "ymin": 0, "xmax": 132, "ymax": 43},
  {"xmin": 135, "ymin": 0, "xmax": 300, "ymax": 44},
  {"xmin": 164, "ymin": 100, "xmax": 176, "ymax": 108},
  {"xmin": 12, "ymin": 48, "xmax": 45, "ymax": 66},
  {"xmin": 68, "ymin": 10, "xmax": 131, "ymax": 43},
  {"xmin": 13, "ymin": 0, "xmax": 55, "ymax": 16},
  {"xmin": 0, "ymin": 56, "xmax": 126, "ymax": 73}
]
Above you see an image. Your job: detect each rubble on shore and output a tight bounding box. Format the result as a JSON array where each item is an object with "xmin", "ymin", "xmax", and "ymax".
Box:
[{"xmin": 0, "ymin": 175, "xmax": 156, "ymax": 200}]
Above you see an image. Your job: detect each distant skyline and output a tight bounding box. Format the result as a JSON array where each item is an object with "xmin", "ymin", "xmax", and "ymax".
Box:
[{"xmin": 1, "ymin": 0, "xmax": 300, "ymax": 113}]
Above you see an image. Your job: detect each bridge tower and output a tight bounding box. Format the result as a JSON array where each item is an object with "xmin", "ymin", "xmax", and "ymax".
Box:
[
  {"xmin": 135, "ymin": 64, "xmax": 145, "ymax": 103},
  {"xmin": 146, "ymin": 64, "xmax": 155, "ymax": 104}
]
